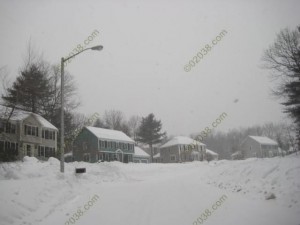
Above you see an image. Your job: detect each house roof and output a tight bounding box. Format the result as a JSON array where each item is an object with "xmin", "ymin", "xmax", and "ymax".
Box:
[
  {"xmin": 153, "ymin": 152, "xmax": 160, "ymax": 158},
  {"xmin": 64, "ymin": 151, "xmax": 73, "ymax": 157},
  {"xmin": 0, "ymin": 106, "xmax": 57, "ymax": 130},
  {"xmin": 206, "ymin": 149, "xmax": 218, "ymax": 156},
  {"xmin": 160, "ymin": 136, "xmax": 205, "ymax": 148},
  {"xmin": 86, "ymin": 126, "xmax": 134, "ymax": 143},
  {"xmin": 134, "ymin": 146, "xmax": 150, "ymax": 157},
  {"xmin": 249, "ymin": 136, "xmax": 278, "ymax": 145}
]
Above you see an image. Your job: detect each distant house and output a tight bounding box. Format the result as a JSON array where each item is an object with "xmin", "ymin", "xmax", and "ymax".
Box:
[
  {"xmin": 0, "ymin": 106, "xmax": 58, "ymax": 161},
  {"xmin": 133, "ymin": 146, "xmax": 151, "ymax": 163},
  {"xmin": 64, "ymin": 151, "xmax": 74, "ymax": 162},
  {"xmin": 240, "ymin": 136, "xmax": 279, "ymax": 159},
  {"xmin": 159, "ymin": 136, "xmax": 206, "ymax": 163},
  {"xmin": 231, "ymin": 151, "xmax": 243, "ymax": 160},
  {"xmin": 73, "ymin": 126, "xmax": 135, "ymax": 163},
  {"xmin": 139, "ymin": 143, "xmax": 160, "ymax": 160},
  {"xmin": 153, "ymin": 152, "xmax": 161, "ymax": 163},
  {"xmin": 206, "ymin": 149, "xmax": 219, "ymax": 161}
]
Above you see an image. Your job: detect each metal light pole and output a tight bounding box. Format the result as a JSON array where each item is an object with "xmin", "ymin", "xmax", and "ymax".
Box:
[{"xmin": 60, "ymin": 45, "xmax": 103, "ymax": 173}]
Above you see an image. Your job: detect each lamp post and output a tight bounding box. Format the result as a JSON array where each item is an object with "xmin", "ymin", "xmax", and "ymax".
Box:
[{"xmin": 60, "ymin": 45, "xmax": 103, "ymax": 173}]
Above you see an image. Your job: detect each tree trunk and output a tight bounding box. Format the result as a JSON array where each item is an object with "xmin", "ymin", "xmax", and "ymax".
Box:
[{"xmin": 150, "ymin": 143, "xmax": 153, "ymax": 162}]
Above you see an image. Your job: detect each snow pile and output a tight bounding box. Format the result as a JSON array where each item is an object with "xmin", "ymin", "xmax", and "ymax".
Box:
[
  {"xmin": 203, "ymin": 154, "xmax": 300, "ymax": 210},
  {"xmin": 0, "ymin": 154, "xmax": 299, "ymax": 225}
]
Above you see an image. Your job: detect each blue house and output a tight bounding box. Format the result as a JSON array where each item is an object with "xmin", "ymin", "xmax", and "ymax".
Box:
[{"xmin": 73, "ymin": 126, "xmax": 135, "ymax": 163}]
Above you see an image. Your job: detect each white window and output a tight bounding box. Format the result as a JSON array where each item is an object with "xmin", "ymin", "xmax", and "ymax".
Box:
[
  {"xmin": 38, "ymin": 146, "xmax": 45, "ymax": 157},
  {"xmin": 100, "ymin": 140, "xmax": 105, "ymax": 148},
  {"xmin": 42, "ymin": 130, "xmax": 55, "ymax": 140},
  {"xmin": 24, "ymin": 125, "xmax": 39, "ymax": 137},
  {"xmin": 5, "ymin": 122, "xmax": 16, "ymax": 134}
]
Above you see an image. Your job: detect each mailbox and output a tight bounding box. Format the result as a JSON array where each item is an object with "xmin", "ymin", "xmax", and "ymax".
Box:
[{"xmin": 75, "ymin": 168, "xmax": 86, "ymax": 173}]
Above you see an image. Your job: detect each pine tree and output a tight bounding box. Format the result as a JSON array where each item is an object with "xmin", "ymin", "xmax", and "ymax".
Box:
[
  {"xmin": 136, "ymin": 113, "xmax": 166, "ymax": 161},
  {"xmin": 2, "ymin": 64, "xmax": 52, "ymax": 114}
]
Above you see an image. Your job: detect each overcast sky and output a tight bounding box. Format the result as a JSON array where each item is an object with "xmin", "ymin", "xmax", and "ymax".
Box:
[{"xmin": 0, "ymin": 0, "xmax": 299, "ymax": 136}]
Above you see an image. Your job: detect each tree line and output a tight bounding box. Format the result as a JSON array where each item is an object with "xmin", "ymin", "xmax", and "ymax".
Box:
[{"xmin": 196, "ymin": 122, "xmax": 296, "ymax": 159}]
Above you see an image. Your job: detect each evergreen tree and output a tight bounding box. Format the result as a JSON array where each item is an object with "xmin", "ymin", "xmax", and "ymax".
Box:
[
  {"xmin": 2, "ymin": 64, "xmax": 52, "ymax": 114},
  {"xmin": 136, "ymin": 113, "xmax": 166, "ymax": 161}
]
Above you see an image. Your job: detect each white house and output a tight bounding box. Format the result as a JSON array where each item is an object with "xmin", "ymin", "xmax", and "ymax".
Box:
[
  {"xmin": 133, "ymin": 146, "xmax": 151, "ymax": 163},
  {"xmin": 159, "ymin": 136, "xmax": 206, "ymax": 163},
  {"xmin": 0, "ymin": 106, "xmax": 58, "ymax": 161}
]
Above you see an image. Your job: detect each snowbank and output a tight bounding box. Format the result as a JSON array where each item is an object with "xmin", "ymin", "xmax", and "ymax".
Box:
[{"xmin": 0, "ymin": 155, "xmax": 299, "ymax": 225}]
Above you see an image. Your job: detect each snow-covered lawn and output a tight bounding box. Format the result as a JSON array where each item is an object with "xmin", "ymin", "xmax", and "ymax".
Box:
[{"xmin": 0, "ymin": 154, "xmax": 299, "ymax": 225}]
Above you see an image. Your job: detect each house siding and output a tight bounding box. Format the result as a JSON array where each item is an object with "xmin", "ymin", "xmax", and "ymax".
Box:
[
  {"xmin": 0, "ymin": 113, "xmax": 57, "ymax": 161},
  {"xmin": 73, "ymin": 127, "xmax": 135, "ymax": 163},
  {"xmin": 241, "ymin": 137, "xmax": 279, "ymax": 159},
  {"xmin": 73, "ymin": 128, "xmax": 98, "ymax": 162},
  {"xmin": 160, "ymin": 145, "xmax": 180, "ymax": 163}
]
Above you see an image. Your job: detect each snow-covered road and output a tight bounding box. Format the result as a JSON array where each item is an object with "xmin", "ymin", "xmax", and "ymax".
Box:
[{"xmin": 1, "ymin": 155, "xmax": 299, "ymax": 225}]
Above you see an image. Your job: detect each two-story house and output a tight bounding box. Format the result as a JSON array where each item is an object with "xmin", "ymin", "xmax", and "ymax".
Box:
[
  {"xmin": 0, "ymin": 106, "xmax": 58, "ymax": 161},
  {"xmin": 73, "ymin": 126, "xmax": 135, "ymax": 163},
  {"xmin": 240, "ymin": 136, "xmax": 279, "ymax": 159},
  {"xmin": 159, "ymin": 136, "xmax": 206, "ymax": 163}
]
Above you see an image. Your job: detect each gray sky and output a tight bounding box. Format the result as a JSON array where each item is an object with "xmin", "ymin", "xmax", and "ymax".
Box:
[{"xmin": 0, "ymin": 0, "xmax": 299, "ymax": 136}]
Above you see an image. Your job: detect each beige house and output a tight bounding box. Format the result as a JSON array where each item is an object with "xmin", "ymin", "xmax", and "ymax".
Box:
[
  {"xmin": 159, "ymin": 136, "xmax": 206, "ymax": 163},
  {"xmin": 239, "ymin": 136, "xmax": 279, "ymax": 159},
  {"xmin": 0, "ymin": 107, "xmax": 58, "ymax": 161}
]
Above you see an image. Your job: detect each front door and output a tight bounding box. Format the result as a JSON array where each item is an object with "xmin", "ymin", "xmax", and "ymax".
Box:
[
  {"xmin": 26, "ymin": 144, "xmax": 31, "ymax": 156},
  {"xmin": 116, "ymin": 151, "xmax": 123, "ymax": 162}
]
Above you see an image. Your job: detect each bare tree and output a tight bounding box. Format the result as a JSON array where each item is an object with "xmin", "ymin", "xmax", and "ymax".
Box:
[
  {"xmin": 262, "ymin": 26, "xmax": 300, "ymax": 147},
  {"xmin": 104, "ymin": 110, "xmax": 125, "ymax": 130},
  {"xmin": 128, "ymin": 115, "xmax": 141, "ymax": 142},
  {"xmin": 0, "ymin": 66, "xmax": 11, "ymax": 100},
  {"xmin": 42, "ymin": 64, "xmax": 79, "ymax": 120}
]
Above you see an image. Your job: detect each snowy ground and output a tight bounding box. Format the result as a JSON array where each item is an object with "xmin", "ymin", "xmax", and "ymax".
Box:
[{"xmin": 0, "ymin": 154, "xmax": 299, "ymax": 225}]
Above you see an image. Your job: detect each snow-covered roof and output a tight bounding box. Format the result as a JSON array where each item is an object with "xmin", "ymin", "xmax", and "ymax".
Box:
[
  {"xmin": 64, "ymin": 152, "xmax": 73, "ymax": 157},
  {"xmin": 86, "ymin": 126, "xmax": 134, "ymax": 143},
  {"xmin": 153, "ymin": 152, "xmax": 160, "ymax": 158},
  {"xmin": 0, "ymin": 106, "xmax": 57, "ymax": 130},
  {"xmin": 231, "ymin": 151, "xmax": 241, "ymax": 156},
  {"xmin": 32, "ymin": 114, "xmax": 57, "ymax": 130},
  {"xmin": 134, "ymin": 146, "xmax": 150, "ymax": 157},
  {"xmin": 206, "ymin": 149, "xmax": 218, "ymax": 156},
  {"xmin": 160, "ymin": 136, "xmax": 205, "ymax": 148},
  {"xmin": 249, "ymin": 136, "xmax": 278, "ymax": 145}
]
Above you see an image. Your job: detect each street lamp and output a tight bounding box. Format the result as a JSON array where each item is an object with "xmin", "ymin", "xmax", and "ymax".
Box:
[{"xmin": 60, "ymin": 45, "xmax": 103, "ymax": 173}]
